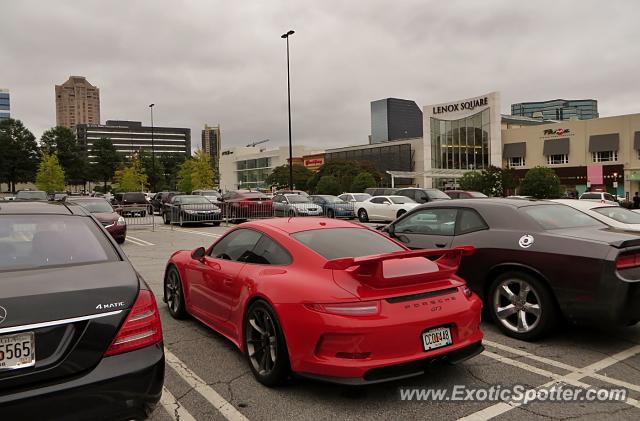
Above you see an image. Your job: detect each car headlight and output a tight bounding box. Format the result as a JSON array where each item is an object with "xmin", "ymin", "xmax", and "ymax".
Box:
[{"xmin": 117, "ymin": 216, "xmax": 126, "ymax": 226}]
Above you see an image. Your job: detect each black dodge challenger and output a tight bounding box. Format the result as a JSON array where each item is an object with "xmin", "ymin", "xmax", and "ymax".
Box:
[{"xmin": 381, "ymin": 198, "xmax": 640, "ymax": 340}]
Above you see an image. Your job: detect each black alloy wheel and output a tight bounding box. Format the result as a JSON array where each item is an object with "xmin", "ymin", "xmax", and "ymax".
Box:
[
  {"xmin": 165, "ymin": 266, "xmax": 187, "ymax": 319},
  {"xmin": 358, "ymin": 208, "xmax": 369, "ymax": 223}
]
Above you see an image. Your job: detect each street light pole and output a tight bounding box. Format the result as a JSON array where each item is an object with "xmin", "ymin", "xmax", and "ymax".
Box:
[
  {"xmin": 149, "ymin": 103, "xmax": 156, "ymax": 192},
  {"xmin": 281, "ymin": 29, "xmax": 295, "ymax": 190}
]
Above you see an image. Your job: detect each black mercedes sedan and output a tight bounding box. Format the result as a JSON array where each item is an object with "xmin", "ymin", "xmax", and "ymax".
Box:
[
  {"xmin": 0, "ymin": 201, "xmax": 164, "ymax": 420},
  {"xmin": 380, "ymin": 198, "xmax": 640, "ymax": 340}
]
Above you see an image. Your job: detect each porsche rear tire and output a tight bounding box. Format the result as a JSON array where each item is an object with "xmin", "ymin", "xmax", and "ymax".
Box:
[
  {"xmin": 244, "ymin": 300, "xmax": 290, "ymax": 387},
  {"xmin": 165, "ymin": 266, "xmax": 187, "ymax": 319}
]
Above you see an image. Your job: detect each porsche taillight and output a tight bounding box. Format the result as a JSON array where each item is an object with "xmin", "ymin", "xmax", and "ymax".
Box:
[
  {"xmin": 616, "ymin": 253, "xmax": 640, "ymax": 270},
  {"xmin": 104, "ymin": 289, "xmax": 163, "ymax": 356},
  {"xmin": 305, "ymin": 301, "xmax": 381, "ymax": 316}
]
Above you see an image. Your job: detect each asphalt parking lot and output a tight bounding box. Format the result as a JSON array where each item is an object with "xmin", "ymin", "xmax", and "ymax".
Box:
[{"xmin": 121, "ymin": 219, "xmax": 640, "ymax": 421}]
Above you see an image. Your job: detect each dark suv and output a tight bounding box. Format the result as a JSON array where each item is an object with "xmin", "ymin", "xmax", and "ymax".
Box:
[
  {"xmin": 394, "ymin": 187, "xmax": 452, "ymax": 204},
  {"xmin": 151, "ymin": 191, "xmax": 183, "ymax": 215},
  {"xmin": 112, "ymin": 192, "xmax": 150, "ymax": 217}
]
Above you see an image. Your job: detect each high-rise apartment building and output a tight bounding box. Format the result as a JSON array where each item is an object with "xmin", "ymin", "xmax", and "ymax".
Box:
[
  {"xmin": 370, "ymin": 98, "xmax": 423, "ymax": 144},
  {"xmin": 0, "ymin": 89, "xmax": 10, "ymax": 121},
  {"xmin": 511, "ymin": 99, "xmax": 598, "ymax": 121},
  {"xmin": 202, "ymin": 124, "xmax": 221, "ymax": 184},
  {"xmin": 55, "ymin": 76, "xmax": 101, "ymax": 128}
]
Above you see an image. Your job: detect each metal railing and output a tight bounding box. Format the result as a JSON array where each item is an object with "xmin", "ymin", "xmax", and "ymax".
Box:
[
  {"xmin": 114, "ymin": 204, "xmax": 155, "ymax": 230},
  {"xmin": 162, "ymin": 203, "xmax": 223, "ymax": 228}
]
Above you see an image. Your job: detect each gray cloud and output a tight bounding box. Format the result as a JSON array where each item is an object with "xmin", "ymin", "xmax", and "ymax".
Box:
[{"xmin": 2, "ymin": 0, "xmax": 639, "ymax": 151}]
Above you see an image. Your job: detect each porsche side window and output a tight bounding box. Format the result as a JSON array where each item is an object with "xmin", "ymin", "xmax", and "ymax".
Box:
[
  {"xmin": 209, "ymin": 229, "xmax": 262, "ymax": 262},
  {"xmin": 394, "ymin": 209, "xmax": 458, "ymax": 236},
  {"xmin": 244, "ymin": 236, "xmax": 292, "ymax": 265},
  {"xmin": 456, "ymin": 209, "xmax": 489, "ymax": 235}
]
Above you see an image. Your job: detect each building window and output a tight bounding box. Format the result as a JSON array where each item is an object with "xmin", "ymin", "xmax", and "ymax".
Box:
[
  {"xmin": 507, "ymin": 157, "xmax": 525, "ymax": 167},
  {"xmin": 592, "ymin": 151, "xmax": 618, "ymax": 162},
  {"xmin": 547, "ymin": 154, "xmax": 568, "ymax": 165}
]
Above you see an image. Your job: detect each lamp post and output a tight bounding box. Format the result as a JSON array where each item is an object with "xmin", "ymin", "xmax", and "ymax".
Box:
[
  {"xmin": 149, "ymin": 103, "xmax": 156, "ymax": 192},
  {"xmin": 281, "ymin": 29, "xmax": 295, "ymax": 190}
]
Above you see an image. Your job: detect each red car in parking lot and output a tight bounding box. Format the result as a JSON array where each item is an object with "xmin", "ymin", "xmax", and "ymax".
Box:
[
  {"xmin": 221, "ymin": 190, "xmax": 273, "ymax": 221},
  {"xmin": 163, "ymin": 218, "xmax": 483, "ymax": 386}
]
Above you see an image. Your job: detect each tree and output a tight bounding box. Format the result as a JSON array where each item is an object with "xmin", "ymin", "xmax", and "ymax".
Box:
[
  {"xmin": 350, "ymin": 172, "xmax": 377, "ymax": 192},
  {"xmin": 90, "ymin": 138, "xmax": 120, "ymax": 192},
  {"xmin": 316, "ymin": 175, "xmax": 341, "ymax": 195},
  {"xmin": 159, "ymin": 152, "xmax": 187, "ymax": 190},
  {"xmin": 459, "ymin": 166, "xmax": 519, "ymax": 197},
  {"xmin": 308, "ymin": 161, "xmax": 380, "ymax": 193},
  {"xmin": 459, "ymin": 171, "xmax": 484, "ymax": 192},
  {"xmin": 482, "ymin": 166, "xmax": 504, "ymax": 197},
  {"xmin": 265, "ymin": 164, "xmax": 313, "ymax": 190},
  {"xmin": 176, "ymin": 159, "xmax": 195, "ymax": 193},
  {"xmin": 175, "ymin": 150, "xmax": 216, "ymax": 193},
  {"xmin": 35, "ymin": 153, "xmax": 66, "ymax": 192},
  {"xmin": 0, "ymin": 118, "xmax": 40, "ymax": 192},
  {"xmin": 520, "ymin": 166, "xmax": 561, "ymax": 199},
  {"xmin": 40, "ymin": 126, "xmax": 86, "ymax": 185},
  {"xmin": 139, "ymin": 149, "xmax": 167, "ymax": 191},
  {"xmin": 114, "ymin": 155, "xmax": 147, "ymax": 192}
]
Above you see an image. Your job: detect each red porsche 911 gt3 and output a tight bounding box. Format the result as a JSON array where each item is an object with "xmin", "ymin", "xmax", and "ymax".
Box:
[{"xmin": 163, "ymin": 218, "xmax": 483, "ymax": 386}]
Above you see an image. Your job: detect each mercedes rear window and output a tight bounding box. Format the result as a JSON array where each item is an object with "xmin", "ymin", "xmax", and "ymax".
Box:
[
  {"xmin": 292, "ymin": 228, "xmax": 403, "ymax": 260},
  {"xmin": 0, "ymin": 215, "xmax": 119, "ymax": 271},
  {"xmin": 521, "ymin": 205, "xmax": 604, "ymax": 230}
]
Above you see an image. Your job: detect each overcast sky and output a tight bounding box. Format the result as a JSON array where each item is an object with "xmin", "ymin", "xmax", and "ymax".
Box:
[{"xmin": 2, "ymin": 0, "xmax": 639, "ymax": 151}]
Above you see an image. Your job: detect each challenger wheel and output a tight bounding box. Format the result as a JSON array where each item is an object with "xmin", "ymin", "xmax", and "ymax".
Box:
[
  {"xmin": 488, "ymin": 271, "xmax": 557, "ymax": 341},
  {"xmin": 358, "ymin": 209, "xmax": 369, "ymax": 223},
  {"xmin": 244, "ymin": 301, "xmax": 290, "ymax": 387},
  {"xmin": 165, "ymin": 266, "xmax": 187, "ymax": 319}
]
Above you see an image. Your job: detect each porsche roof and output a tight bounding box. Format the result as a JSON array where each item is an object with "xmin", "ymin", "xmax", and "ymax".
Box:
[{"xmin": 246, "ymin": 217, "xmax": 360, "ymax": 234}]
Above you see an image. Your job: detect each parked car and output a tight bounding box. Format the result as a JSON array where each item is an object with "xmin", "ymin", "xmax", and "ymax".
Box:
[
  {"xmin": 15, "ymin": 190, "xmax": 48, "ymax": 201},
  {"xmin": 163, "ymin": 218, "xmax": 483, "ymax": 386},
  {"xmin": 338, "ymin": 192, "xmax": 372, "ymax": 203},
  {"xmin": 0, "ymin": 201, "xmax": 163, "ymax": 419},
  {"xmin": 395, "ymin": 187, "xmax": 452, "ymax": 204},
  {"xmin": 151, "ymin": 191, "xmax": 183, "ymax": 214},
  {"xmin": 309, "ymin": 195, "xmax": 355, "ymax": 218},
  {"xmin": 162, "ymin": 195, "xmax": 222, "ymax": 226},
  {"xmin": 192, "ymin": 189, "xmax": 223, "ymax": 203},
  {"xmin": 274, "ymin": 189, "xmax": 309, "ymax": 197},
  {"xmin": 69, "ymin": 197, "xmax": 127, "ymax": 243},
  {"xmin": 579, "ymin": 191, "xmax": 619, "ymax": 205},
  {"xmin": 380, "ymin": 198, "xmax": 640, "ymax": 340},
  {"xmin": 356, "ymin": 195, "xmax": 420, "ymax": 222},
  {"xmin": 111, "ymin": 192, "xmax": 150, "ymax": 217},
  {"xmin": 552, "ymin": 199, "xmax": 640, "ymax": 232},
  {"xmin": 221, "ymin": 190, "xmax": 273, "ymax": 221},
  {"xmin": 445, "ymin": 190, "xmax": 488, "ymax": 199},
  {"xmin": 364, "ymin": 187, "xmax": 397, "ymax": 196},
  {"xmin": 272, "ymin": 194, "xmax": 323, "ymax": 216}
]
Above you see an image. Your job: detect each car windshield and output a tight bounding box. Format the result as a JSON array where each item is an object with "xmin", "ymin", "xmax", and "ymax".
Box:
[
  {"xmin": 123, "ymin": 193, "xmax": 146, "ymax": 202},
  {"xmin": 320, "ymin": 196, "xmax": 345, "ymax": 203},
  {"xmin": 16, "ymin": 191, "xmax": 47, "ymax": 200},
  {"xmin": 0, "ymin": 215, "xmax": 119, "ymax": 271},
  {"xmin": 287, "ymin": 195, "xmax": 310, "ymax": 203},
  {"xmin": 426, "ymin": 189, "xmax": 452, "ymax": 200},
  {"xmin": 468, "ymin": 191, "xmax": 488, "ymax": 198},
  {"xmin": 390, "ymin": 196, "xmax": 416, "ymax": 204},
  {"xmin": 242, "ymin": 192, "xmax": 267, "ymax": 199},
  {"xmin": 292, "ymin": 227, "xmax": 404, "ymax": 260},
  {"xmin": 521, "ymin": 205, "xmax": 604, "ymax": 230},
  {"xmin": 353, "ymin": 194, "xmax": 371, "ymax": 202},
  {"xmin": 178, "ymin": 196, "xmax": 210, "ymax": 204},
  {"xmin": 73, "ymin": 200, "xmax": 113, "ymax": 213},
  {"xmin": 580, "ymin": 193, "xmax": 601, "ymax": 200},
  {"xmin": 198, "ymin": 190, "xmax": 221, "ymax": 197},
  {"xmin": 592, "ymin": 207, "xmax": 640, "ymax": 224}
]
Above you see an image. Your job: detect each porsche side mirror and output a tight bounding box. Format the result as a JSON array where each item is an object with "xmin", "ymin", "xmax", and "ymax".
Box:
[
  {"xmin": 386, "ymin": 224, "xmax": 396, "ymax": 237},
  {"xmin": 191, "ymin": 247, "xmax": 206, "ymax": 261}
]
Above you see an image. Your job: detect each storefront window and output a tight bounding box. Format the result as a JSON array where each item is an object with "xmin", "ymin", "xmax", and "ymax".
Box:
[
  {"xmin": 592, "ymin": 151, "xmax": 618, "ymax": 162},
  {"xmin": 507, "ymin": 157, "xmax": 525, "ymax": 167},
  {"xmin": 547, "ymin": 154, "xmax": 569, "ymax": 165}
]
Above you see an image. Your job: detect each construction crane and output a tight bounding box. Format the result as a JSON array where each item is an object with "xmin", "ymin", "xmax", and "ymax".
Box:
[{"xmin": 246, "ymin": 139, "xmax": 270, "ymax": 147}]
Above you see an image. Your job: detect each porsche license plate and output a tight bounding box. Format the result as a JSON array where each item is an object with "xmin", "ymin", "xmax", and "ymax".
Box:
[
  {"xmin": 422, "ymin": 327, "xmax": 452, "ymax": 351},
  {"xmin": 0, "ymin": 332, "xmax": 35, "ymax": 371}
]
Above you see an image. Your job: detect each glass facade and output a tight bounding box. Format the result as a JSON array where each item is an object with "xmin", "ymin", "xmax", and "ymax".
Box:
[
  {"xmin": 430, "ymin": 108, "xmax": 490, "ymax": 170},
  {"xmin": 236, "ymin": 157, "xmax": 272, "ymax": 188},
  {"xmin": 0, "ymin": 91, "xmax": 10, "ymax": 121},
  {"xmin": 511, "ymin": 99, "xmax": 598, "ymax": 120}
]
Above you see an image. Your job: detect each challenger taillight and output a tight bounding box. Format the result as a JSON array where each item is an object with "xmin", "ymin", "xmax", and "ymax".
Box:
[
  {"xmin": 616, "ymin": 252, "xmax": 640, "ymax": 270},
  {"xmin": 306, "ymin": 301, "xmax": 381, "ymax": 316},
  {"xmin": 104, "ymin": 289, "xmax": 163, "ymax": 356}
]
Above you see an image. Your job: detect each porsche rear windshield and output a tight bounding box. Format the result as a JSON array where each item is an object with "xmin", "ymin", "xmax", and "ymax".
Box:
[
  {"xmin": 292, "ymin": 228, "xmax": 403, "ymax": 260},
  {"xmin": 521, "ymin": 205, "xmax": 604, "ymax": 230},
  {"xmin": 0, "ymin": 215, "xmax": 119, "ymax": 271}
]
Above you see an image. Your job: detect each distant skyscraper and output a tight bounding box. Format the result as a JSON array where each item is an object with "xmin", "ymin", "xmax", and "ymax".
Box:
[
  {"xmin": 0, "ymin": 89, "xmax": 9, "ymax": 121},
  {"xmin": 202, "ymin": 124, "xmax": 221, "ymax": 184},
  {"xmin": 370, "ymin": 98, "xmax": 423, "ymax": 144},
  {"xmin": 511, "ymin": 99, "xmax": 598, "ymax": 121},
  {"xmin": 55, "ymin": 76, "xmax": 101, "ymax": 129}
]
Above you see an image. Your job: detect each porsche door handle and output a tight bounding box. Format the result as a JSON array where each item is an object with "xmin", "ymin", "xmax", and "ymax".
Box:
[
  {"xmin": 223, "ymin": 278, "xmax": 233, "ymax": 286},
  {"xmin": 435, "ymin": 243, "xmax": 447, "ymax": 248}
]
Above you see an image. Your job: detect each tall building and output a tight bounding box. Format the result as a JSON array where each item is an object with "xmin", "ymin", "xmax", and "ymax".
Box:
[
  {"xmin": 55, "ymin": 76, "xmax": 101, "ymax": 129},
  {"xmin": 77, "ymin": 120, "xmax": 191, "ymax": 159},
  {"xmin": 370, "ymin": 98, "xmax": 423, "ymax": 144},
  {"xmin": 201, "ymin": 124, "xmax": 221, "ymax": 184},
  {"xmin": 511, "ymin": 99, "xmax": 598, "ymax": 121},
  {"xmin": 0, "ymin": 89, "xmax": 9, "ymax": 121}
]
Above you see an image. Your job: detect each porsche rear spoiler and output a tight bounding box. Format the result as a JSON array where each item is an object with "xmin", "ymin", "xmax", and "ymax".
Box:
[{"xmin": 324, "ymin": 246, "xmax": 475, "ymax": 288}]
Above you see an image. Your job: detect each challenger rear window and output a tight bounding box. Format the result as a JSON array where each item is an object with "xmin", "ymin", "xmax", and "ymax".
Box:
[
  {"xmin": 0, "ymin": 215, "xmax": 119, "ymax": 271},
  {"xmin": 521, "ymin": 205, "xmax": 604, "ymax": 230},
  {"xmin": 292, "ymin": 228, "xmax": 403, "ymax": 260},
  {"xmin": 593, "ymin": 207, "xmax": 640, "ymax": 224}
]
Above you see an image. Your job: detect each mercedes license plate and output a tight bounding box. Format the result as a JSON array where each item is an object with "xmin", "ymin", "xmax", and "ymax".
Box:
[
  {"xmin": 0, "ymin": 332, "xmax": 35, "ymax": 371},
  {"xmin": 422, "ymin": 326, "xmax": 452, "ymax": 351}
]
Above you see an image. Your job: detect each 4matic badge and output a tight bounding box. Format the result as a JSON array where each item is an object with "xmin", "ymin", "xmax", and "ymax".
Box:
[
  {"xmin": 96, "ymin": 302, "xmax": 125, "ymax": 310},
  {"xmin": 518, "ymin": 235, "xmax": 535, "ymax": 248},
  {"xmin": 0, "ymin": 305, "xmax": 6, "ymax": 325}
]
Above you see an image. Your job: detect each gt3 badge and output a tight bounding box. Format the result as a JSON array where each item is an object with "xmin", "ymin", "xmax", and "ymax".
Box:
[{"xmin": 519, "ymin": 234, "xmax": 534, "ymax": 248}]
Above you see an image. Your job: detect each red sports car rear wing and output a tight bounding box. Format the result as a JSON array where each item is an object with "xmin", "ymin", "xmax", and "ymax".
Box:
[{"xmin": 323, "ymin": 246, "xmax": 475, "ymax": 288}]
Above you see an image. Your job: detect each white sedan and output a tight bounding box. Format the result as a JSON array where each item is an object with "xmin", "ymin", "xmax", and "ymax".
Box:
[
  {"xmin": 356, "ymin": 195, "xmax": 419, "ymax": 222},
  {"xmin": 552, "ymin": 199, "xmax": 640, "ymax": 232}
]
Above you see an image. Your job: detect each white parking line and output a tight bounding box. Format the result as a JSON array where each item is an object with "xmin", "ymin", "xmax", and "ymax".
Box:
[
  {"xmin": 164, "ymin": 348, "xmax": 249, "ymax": 421},
  {"xmin": 127, "ymin": 235, "xmax": 155, "ymax": 246},
  {"xmin": 125, "ymin": 237, "xmax": 148, "ymax": 246},
  {"xmin": 159, "ymin": 227, "xmax": 222, "ymax": 238},
  {"xmin": 160, "ymin": 386, "xmax": 197, "ymax": 421}
]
